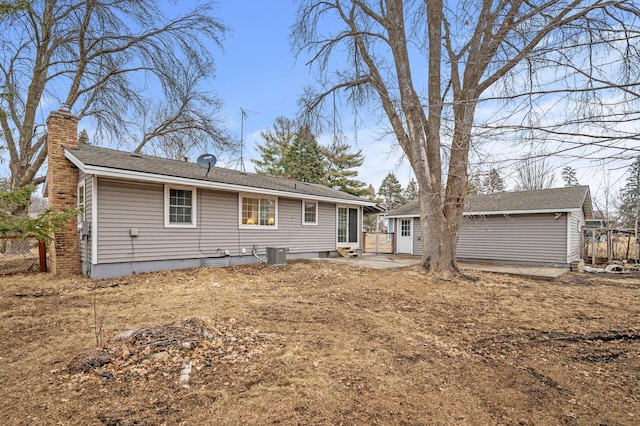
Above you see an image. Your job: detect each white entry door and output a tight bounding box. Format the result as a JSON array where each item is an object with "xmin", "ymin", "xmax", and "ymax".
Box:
[{"xmin": 397, "ymin": 219, "xmax": 413, "ymax": 254}]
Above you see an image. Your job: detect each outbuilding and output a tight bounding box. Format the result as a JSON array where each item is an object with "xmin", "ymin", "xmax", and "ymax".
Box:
[{"xmin": 386, "ymin": 186, "xmax": 593, "ymax": 268}]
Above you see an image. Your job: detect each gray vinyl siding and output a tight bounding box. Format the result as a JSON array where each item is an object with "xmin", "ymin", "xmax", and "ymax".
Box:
[
  {"xmin": 569, "ymin": 209, "xmax": 585, "ymax": 262},
  {"xmin": 413, "ymin": 217, "xmax": 424, "ymax": 256},
  {"xmin": 96, "ymin": 178, "xmax": 339, "ymax": 264},
  {"xmin": 457, "ymin": 213, "xmax": 568, "ymax": 265}
]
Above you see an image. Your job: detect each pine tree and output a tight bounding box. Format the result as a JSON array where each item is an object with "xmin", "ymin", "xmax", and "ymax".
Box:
[
  {"xmin": 619, "ymin": 157, "xmax": 640, "ymax": 228},
  {"xmin": 78, "ymin": 129, "xmax": 90, "ymax": 145},
  {"xmin": 322, "ymin": 140, "xmax": 368, "ymax": 196},
  {"xmin": 378, "ymin": 172, "xmax": 404, "ymax": 211},
  {"xmin": 283, "ymin": 126, "xmax": 325, "ymax": 183},
  {"xmin": 252, "ymin": 117, "xmax": 296, "ymax": 177},
  {"xmin": 561, "ymin": 166, "xmax": 580, "ymax": 187},
  {"xmin": 466, "ymin": 175, "xmax": 481, "ymax": 195},
  {"xmin": 0, "ymin": 185, "xmax": 77, "ymax": 242},
  {"xmin": 482, "ymin": 168, "xmax": 505, "ymax": 194},
  {"xmin": 366, "ymin": 184, "xmax": 377, "ymax": 201},
  {"xmin": 403, "ymin": 178, "xmax": 419, "ymax": 200}
]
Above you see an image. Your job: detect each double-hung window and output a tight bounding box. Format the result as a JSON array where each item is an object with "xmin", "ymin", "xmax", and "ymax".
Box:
[
  {"xmin": 240, "ymin": 194, "xmax": 277, "ymax": 228},
  {"xmin": 164, "ymin": 185, "xmax": 196, "ymax": 228},
  {"xmin": 302, "ymin": 201, "xmax": 318, "ymax": 225}
]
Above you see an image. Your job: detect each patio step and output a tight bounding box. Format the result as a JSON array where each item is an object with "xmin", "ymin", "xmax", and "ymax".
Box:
[{"xmin": 337, "ymin": 247, "xmax": 359, "ymax": 258}]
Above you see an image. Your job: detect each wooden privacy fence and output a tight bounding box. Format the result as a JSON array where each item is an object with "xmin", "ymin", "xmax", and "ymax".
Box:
[
  {"xmin": 582, "ymin": 228, "xmax": 640, "ymax": 265},
  {"xmin": 0, "ymin": 235, "xmax": 47, "ymax": 275},
  {"xmin": 363, "ymin": 232, "xmax": 395, "ymax": 254}
]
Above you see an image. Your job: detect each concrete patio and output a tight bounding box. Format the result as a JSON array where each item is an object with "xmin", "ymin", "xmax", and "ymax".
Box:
[{"xmin": 322, "ymin": 253, "xmax": 568, "ymax": 279}]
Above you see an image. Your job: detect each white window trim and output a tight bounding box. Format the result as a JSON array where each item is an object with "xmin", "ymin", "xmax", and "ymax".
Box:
[
  {"xmin": 238, "ymin": 193, "xmax": 278, "ymax": 230},
  {"xmin": 77, "ymin": 180, "xmax": 86, "ymax": 227},
  {"xmin": 335, "ymin": 205, "xmax": 361, "ymax": 247},
  {"xmin": 164, "ymin": 185, "xmax": 197, "ymax": 228},
  {"xmin": 302, "ymin": 200, "xmax": 318, "ymax": 226}
]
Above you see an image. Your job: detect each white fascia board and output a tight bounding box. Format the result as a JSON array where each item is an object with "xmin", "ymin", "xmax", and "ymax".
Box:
[
  {"xmin": 463, "ymin": 208, "xmax": 579, "ymax": 216},
  {"xmin": 388, "ymin": 208, "xmax": 581, "ymax": 219},
  {"xmin": 65, "ymin": 151, "xmax": 375, "ymax": 208}
]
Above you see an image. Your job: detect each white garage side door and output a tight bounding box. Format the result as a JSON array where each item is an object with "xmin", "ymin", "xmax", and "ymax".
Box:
[{"xmin": 397, "ymin": 219, "xmax": 413, "ymax": 254}]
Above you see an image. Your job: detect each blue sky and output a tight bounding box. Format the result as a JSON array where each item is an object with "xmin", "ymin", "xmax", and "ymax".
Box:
[
  {"xmin": 1, "ymin": 0, "xmax": 632, "ymax": 201},
  {"xmin": 207, "ymin": 1, "xmax": 634, "ymax": 201},
  {"xmin": 209, "ymin": 1, "xmax": 414, "ymax": 192}
]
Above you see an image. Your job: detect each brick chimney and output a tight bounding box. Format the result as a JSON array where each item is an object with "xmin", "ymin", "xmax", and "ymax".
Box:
[{"xmin": 46, "ymin": 106, "xmax": 80, "ymax": 275}]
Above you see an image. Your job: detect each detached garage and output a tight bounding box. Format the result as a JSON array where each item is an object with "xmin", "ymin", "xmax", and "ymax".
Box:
[{"xmin": 387, "ymin": 186, "xmax": 593, "ymax": 268}]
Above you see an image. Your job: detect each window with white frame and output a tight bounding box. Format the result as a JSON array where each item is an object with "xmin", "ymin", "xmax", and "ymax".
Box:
[
  {"xmin": 400, "ymin": 219, "xmax": 411, "ymax": 237},
  {"xmin": 77, "ymin": 180, "xmax": 86, "ymax": 224},
  {"xmin": 164, "ymin": 185, "xmax": 196, "ymax": 227},
  {"xmin": 240, "ymin": 194, "xmax": 277, "ymax": 228},
  {"xmin": 302, "ymin": 201, "xmax": 318, "ymax": 225}
]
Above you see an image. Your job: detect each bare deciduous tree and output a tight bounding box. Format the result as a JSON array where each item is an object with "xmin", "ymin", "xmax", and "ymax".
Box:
[
  {"xmin": 1, "ymin": 0, "xmax": 230, "ymax": 190},
  {"xmin": 293, "ymin": 0, "xmax": 640, "ymax": 279},
  {"xmin": 514, "ymin": 157, "xmax": 556, "ymax": 191}
]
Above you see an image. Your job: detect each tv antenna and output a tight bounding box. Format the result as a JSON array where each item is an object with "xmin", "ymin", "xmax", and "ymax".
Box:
[
  {"xmin": 197, "ymin": 153, "xmax": 217, "ymax": 178},
  {"xmin": 239, "ymin": 108, "xmax": 248, "ymax": 171},
  {"xmin": 237, "ymin": 108, "xmax": 259, "ymax": 171}
]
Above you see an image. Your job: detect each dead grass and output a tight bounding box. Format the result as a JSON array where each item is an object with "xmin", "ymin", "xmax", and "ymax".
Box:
[{"xmin": 1, "ymin": 260, "xmax": 639, "ymax": 425}]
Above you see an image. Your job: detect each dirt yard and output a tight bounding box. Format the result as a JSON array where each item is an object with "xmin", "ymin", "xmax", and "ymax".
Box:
[{"xmin": 1, "ymin": 260, "xmax": 639, "ymax": 425}]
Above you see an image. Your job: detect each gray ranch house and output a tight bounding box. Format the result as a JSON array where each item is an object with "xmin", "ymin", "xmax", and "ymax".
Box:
[
  {"xmin": 45, "ymin": 108, "xmax": 378, "ymax": 279},
  {"xmin": 386, "ymin": 186, "xmax": 593, "ymax": 268}
]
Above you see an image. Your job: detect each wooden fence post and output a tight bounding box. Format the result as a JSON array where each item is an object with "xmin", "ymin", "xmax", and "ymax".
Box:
[
  {"xmin": 591, "ymin": 229, "xmax": 596, "ymax": 265},
  {"xmin": 38, "ymin": 241, "xmax": 48, "ymax": 272}
]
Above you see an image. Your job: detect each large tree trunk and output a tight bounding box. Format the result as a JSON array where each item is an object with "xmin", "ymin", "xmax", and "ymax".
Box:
[{"xmin": 418, "ymin": 187, "xmax": 460, "ymax": 280}]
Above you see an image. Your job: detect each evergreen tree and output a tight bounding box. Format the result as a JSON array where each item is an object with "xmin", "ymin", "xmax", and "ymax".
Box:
[
  {"xmin": 0, "ymin": 185, "xmax": 77, "ymax": 241},
  {"xmin": 561, "ymin": 166, "xmax": 580, "ymax": 187},
  {"xmin": 619, "ymin": 157, "xmax": 640, "ymax": 228},
  {"xmin": 0, "ymin": 0, "xmax": 29, "ymax": 15},
  {"xmin": 78, "ymin": 129, "xmax": 90, "ymax": 145},
  {"xmin": 366, "ymin": 184, "xmax": 377, "ymax": 201},
  {"xmin": 252, "ymin": 117, "xmax": 297, "ymax": 177},
  {"xmin": 482, "ymin": 168, "xmax": 505, "ymax": 194},
  {"xmin": 466, "ymin": 175, "xmax": 481, "ymax": 195},
  {"xmin": 403, "ymin": 178, "xmax": 419, "ymax": 200},
  {"xmin": 322, "ymin": 140, "xmax": 368, "ymax": 196},
  {"xmin": 283, "ymin": 126, "xmax": 325, "ymax": 183},
  {"xmin": 378, "ymin": 172, "xmax": 404, "ymax": 211}
]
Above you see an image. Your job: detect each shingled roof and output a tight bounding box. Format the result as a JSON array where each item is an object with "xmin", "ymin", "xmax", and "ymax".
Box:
[
  {"xmin": 64, "ymin": 144, "xmax": 378, "ymax": 208},
  {"xmin": 387, "ymin": 186, "xmax": 593, "ymax": 218}
]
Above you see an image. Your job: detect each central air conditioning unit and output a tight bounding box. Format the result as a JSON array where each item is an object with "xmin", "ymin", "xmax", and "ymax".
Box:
[{"xmin": 266, "ymin": 247, "xmax": 287, "ymax": 266}]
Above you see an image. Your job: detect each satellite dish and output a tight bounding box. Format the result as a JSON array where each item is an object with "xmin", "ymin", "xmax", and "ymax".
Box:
[
  {"xmin": 197, "ymin": 154, "xmax": 217, "ymax": 168},
  {"xmin": 197, "ymin": 154, "xmax": 216, "ymax": 178}
]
